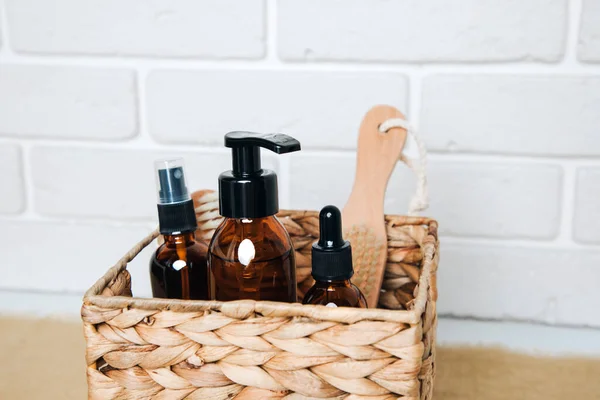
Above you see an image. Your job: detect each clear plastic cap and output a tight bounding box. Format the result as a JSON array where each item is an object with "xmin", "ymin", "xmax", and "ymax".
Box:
[{"xmin": 154, "ymin": 158, "xmax": 191, "ymax": 205}]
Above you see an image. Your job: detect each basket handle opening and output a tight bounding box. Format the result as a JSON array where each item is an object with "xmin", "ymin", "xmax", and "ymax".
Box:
[{"xmin": 379, "ymin": 118, "xmax": 429, "ymax": 216}]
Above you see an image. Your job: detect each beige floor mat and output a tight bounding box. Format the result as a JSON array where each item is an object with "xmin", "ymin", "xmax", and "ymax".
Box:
[
  {"xmin": 1, "ymin": 316, "xmax": 599, "ymax": 399},
  {"xmin": 436, "ymin": 347, "xmax": 600, "ymax": 400}
]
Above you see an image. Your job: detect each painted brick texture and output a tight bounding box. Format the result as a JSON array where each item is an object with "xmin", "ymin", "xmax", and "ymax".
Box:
[
  {"xmin": 0, "ymin": 0, "xmax": 598, "ymax": 330},
  {"xmin": 574, "ymin": 167, "xmax": 600, "ymax": 244},
  {"xmin": 438, "ymin": 243, "xmax": 600, "ymax": 327},
  {"xmin": 30, "ymin": 146, "xmax": 278, "ymax": 220},
  {"xmin": 0, "ymin": 144, "xmax": 25, "ymax": 214},
  {"xmin": 579, "ymin": 0, "xmax": 600, "ymax": 62},
  {"xmin": 278, "ymin": 0, "xmax": 567, "ymax": 62},
  {"xmin": 0, "ymin": 220, "xmax": 154, "ymax": 296},
  {"xmin": 0, "ymin": 65, "xmax": 137, "ymax": 140},
  {"xmin": 5, "ymin": 0, "xmax": 266, "ymax": 58},
  {"xmin": 147, "ymin": 70, "xmax": 408, "ymax": 148},
  {"xmin": 420, "ymin": 75, "xmax": 600, "ymax": 156}
]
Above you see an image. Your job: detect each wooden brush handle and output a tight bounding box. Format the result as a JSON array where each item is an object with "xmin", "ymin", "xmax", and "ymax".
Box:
[
  {"xmin": 343, "ymin": 105, "xmax": 408, "ymax": 308},
  {"xmin": 344, "ymin": 105, "xmax": 408, "ymax": 226}
]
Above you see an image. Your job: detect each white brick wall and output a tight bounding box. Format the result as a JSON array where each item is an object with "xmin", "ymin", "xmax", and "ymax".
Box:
[
  {"xmin": 30, "ymin": 146, "xmax": 277, "ymax": 219},
  {"xmin": 0, "ymin": 144, "xmax": 24, "ymax": 214},
  {"xmin": 287, "ymin": 153, "xmax": 415, "ymax": 212},
  {"xmin": 428, "ymin": 162, "xmax": 563, "ymax": 239},
  {"xmin": 438, "ymin": 243, "xmax": 600, "ymax": 326},
  {"xmin": 0, "ymin": 65, "xmax": 137, "ymax": 140},
  {"xmin": 574, "ymin": 167, "xmax": 600, "ymax": 244},
  {"xmin": 420, "ymin": 75, "xmax": 600, "ymax": 156},
  {"xmin": 289, "ymin": 157, "xmax": 563, "ymax": 240},
  {"xmin": 579, "ymin": 0, "xmax": 600, "ymax": 61},
  {"xmin": 0, "ymin": 0, "xmax": 599, "ymax": 340},
  {"xmin": 5, "ymin": 0, "xmax": 265, "ymax": 59},
  {"xmin": 0, "ymin": 220, "xmax": 155, "ymax": 296},
  {"xmin": 147, "ymin": 70, "xmax": 408, "ymax": 148},
  {"xmin": 278, "ymin": 0, "xmax": 567, "ymax": 62}
]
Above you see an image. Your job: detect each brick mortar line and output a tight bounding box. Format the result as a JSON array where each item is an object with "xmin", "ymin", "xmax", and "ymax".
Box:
[
  {"xmin": 1, "ymin": 212, "xmax": 598, "ymax": 250},
  {"xmin": 441, "ymin": 233, "xmax": 600, "ymax": 249},
  {"xmin": 561, "ymin": 0, "xmax": 584, "ymax": 66},
  {"xmin": 264, "ymin": 0, "xmax": 280, "ymax": 64},
  {"xmin": 0, "ymin": 213, "xmax": 156, "ymax": 228},
  {"xmin": 0, "ymin": 286, "xmax": 86, "ymax": 297},
  {"xmin": 1, "ymin": 50, "xmax": 600, "ymax": 72},
  {"xmin": 0, "ymin": 0, "xmax": 11, "ymax": 57},
  {"xmin": 2, "ymin": 138, "xmax": 599, "ymax": 166},
  {"xmin": 407, "ymin": 71, "xmax": 423, "ymax": 125},
  {"xmin": 134, "ymin": 67, "xmax": 154, "ymax": 145},
  {"xmin": 438, "ymin": 312, "xmax": 600, "ymax": 332},
  {"xmin": 18, "ymin": 142, "xmax": 36, "ymax": 218},
  {"xmin": 278, "ymin": 155, "xmax": 292, "ymax": 209},
  {"xmin": 556, "ymin": 164, "xmax": 577, "ymax": 243}
]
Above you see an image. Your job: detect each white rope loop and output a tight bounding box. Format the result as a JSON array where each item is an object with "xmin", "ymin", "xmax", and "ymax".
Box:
[{"xmin": 378, "ymin": 118, "xmax": 429, "ymax": 216}]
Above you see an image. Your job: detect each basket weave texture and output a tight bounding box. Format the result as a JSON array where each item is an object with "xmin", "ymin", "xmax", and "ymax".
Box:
[{"xmin": 82, "ymin": 209, "xmax": 439, "ymax": 399}]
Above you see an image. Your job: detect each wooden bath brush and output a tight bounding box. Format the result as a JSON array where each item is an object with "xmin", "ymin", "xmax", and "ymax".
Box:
[{"xmin": 343, "ymin": 105, "xmax": 409, "ymax": 308}]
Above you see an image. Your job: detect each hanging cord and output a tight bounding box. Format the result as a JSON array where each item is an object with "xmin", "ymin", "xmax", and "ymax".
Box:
[{"xmin": 378, "ymin": 118, "xmax": 429, "ymax": 216}]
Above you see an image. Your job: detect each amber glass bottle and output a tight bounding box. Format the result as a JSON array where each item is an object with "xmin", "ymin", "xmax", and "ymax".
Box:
[
  {"xmin": 302, "ymin": 205, "xmax": 367, "ymax": 308},
  {"xmin": 149, "ymin": 159, "xmax": 209, "ymax": 300},
  {"xmin": 150, "ymin": 231, "xmax": 209, "ymax": 300},
  {"xmin": 208, "ymin": 132, "xmax": 301, "ymax": 302},
  {"xmin": 209, "ymin": 216, "xmax": 295, "ymax": 301}
]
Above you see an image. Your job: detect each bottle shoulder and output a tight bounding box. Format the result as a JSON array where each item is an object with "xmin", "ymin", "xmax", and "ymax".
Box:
[
  {"xmin": 211, "ymin": 215, "xmax": 290, "ymax": 235},
  {"xmin": 302, "ymin": 280, "xmax": 367, "ymax": 308},
  {"xmin": 153, "ymin": 239, "xmax": 208, "ymax": 263},
  {"xmin": 209, "ymin": 216, "xmax": 293, "ymax": 261}
]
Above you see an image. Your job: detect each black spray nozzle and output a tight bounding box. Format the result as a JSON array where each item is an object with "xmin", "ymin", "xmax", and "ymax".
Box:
[
  {"xmin": 155, "ymin": 159, "xmax": 190, "ymax": 205},
  {"xmin": 219, "ymin": 131, "xmax": 301, "ymax": 218},
  {"xmin": 312, "ymin": 205, "xmax": 353, "ymax": 281},
  {"xmin": 154, "ymin": 158, "xmax": 197, "ymax": 235},
  {"xmin": 225, "ymin": 132, "xmax": 301, "ymax": 176}
]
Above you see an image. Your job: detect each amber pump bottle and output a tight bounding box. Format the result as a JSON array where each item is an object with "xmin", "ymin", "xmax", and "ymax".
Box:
[
  {"xmin": 150, "ymin": 159, "xmax": 209, "ymax": 300},
  {"xmin": 303, "ymin": 205, "xmax": 367, "ymax": 308},
  {"xmin": 208, "ymin": 132, "xmax": 301, "ymax": 302}
]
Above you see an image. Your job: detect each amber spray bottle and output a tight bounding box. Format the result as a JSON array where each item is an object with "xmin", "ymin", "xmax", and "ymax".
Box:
[
  {"xmin": 150, "ymin": 159, "xmax": 209, "ymax": 300},
  {"xmin": 208, "ymin": 132, "xmax": 301, "ymax": 302},
  {"xmin": 303, "ymin": 205, "xmax": 367, "ymax": 308}
]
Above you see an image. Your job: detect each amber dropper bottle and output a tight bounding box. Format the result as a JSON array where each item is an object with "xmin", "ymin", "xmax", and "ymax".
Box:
[
  {"xmin": 149, "ymin": 159, "xmax": 209, "ymax": 300},
  {"xmin": 303, "ymin": 205, "xmax": 367, "ymax": 308}
]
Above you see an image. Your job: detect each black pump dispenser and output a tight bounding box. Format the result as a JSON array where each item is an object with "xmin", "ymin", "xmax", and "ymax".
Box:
[
  {"xmin": 219, "ymin": 132, "xmax": 301, "ymax": 218},
  {"xmin": 312, "ymin": 205, "xmax": 354, "ymax": 281}
]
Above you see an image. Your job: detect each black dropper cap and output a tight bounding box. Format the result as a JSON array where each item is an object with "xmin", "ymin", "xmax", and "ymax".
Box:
[
  {"xmin": 154, "ymin": 159, "xmax": 197, "ymax": 235},
  {"xmin": 219, "ymin": 132, "xmax": 301, "ymax": 218},
  {"xmin": 312, "ymin": 205, "xmax": 353, "ymax": 281}
]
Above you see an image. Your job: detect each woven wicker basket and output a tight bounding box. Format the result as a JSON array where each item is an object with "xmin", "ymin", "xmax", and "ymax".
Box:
[{"xmin": 82, "ymin": 204, "xmax": 438, "ymax": 399}]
